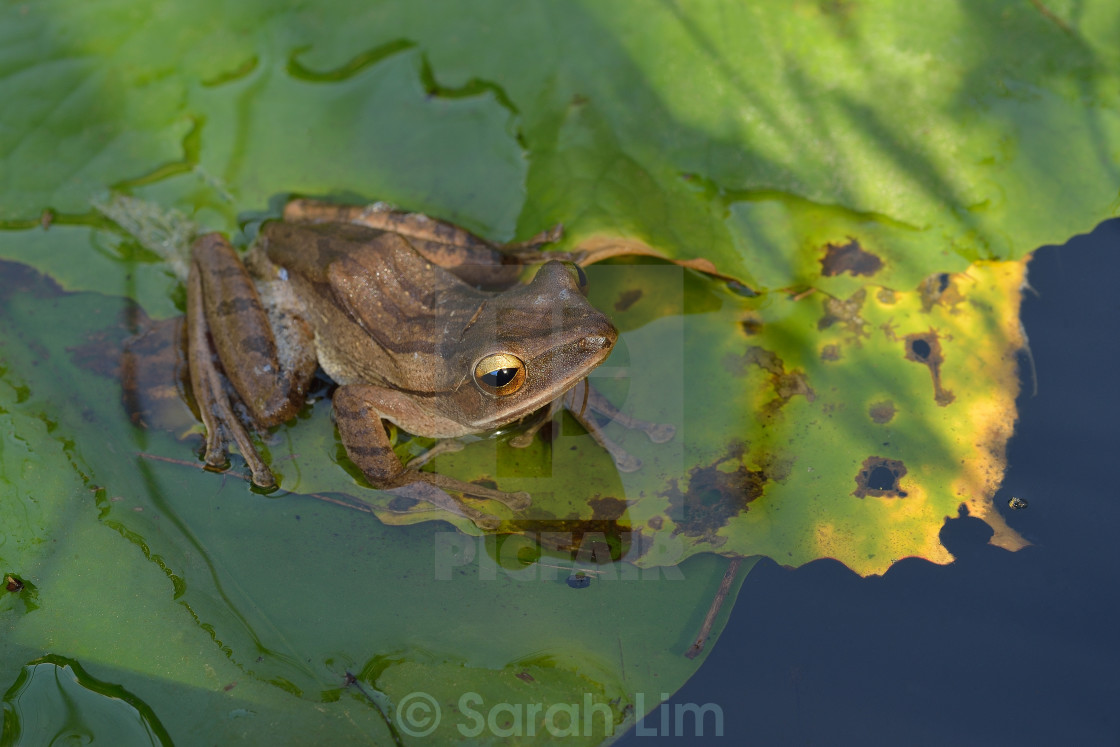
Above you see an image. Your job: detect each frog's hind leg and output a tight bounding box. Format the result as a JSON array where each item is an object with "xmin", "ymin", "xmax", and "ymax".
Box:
[
  {"xmin": 192, "ymin": 234, "xmax": 316, "ymax": 427},
  {"xmin": 284, "ymin": 197, "xmax": 563, "ymax": 254},
  {"xmin": 187, "ymin": 233, "xmax": 317, "ymax": 488},
  {"xmin": 283, "ymin": 198, "xmax": 580, "ymax": 289},
  {"xmin": 333, "ymin": 386, "xmax": 530, "ymax": 528},
  {"xmin": 186, "ymin": 264, "xmax": 276, "ymax": 487}
]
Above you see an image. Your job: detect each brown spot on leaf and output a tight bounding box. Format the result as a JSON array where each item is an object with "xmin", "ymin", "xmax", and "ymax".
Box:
[
  {"xmin": 868, "ymin": 400, "xmax": 896, "ymax": 424},
  {"xmin": 505, "ymin": 495, "xmax": 633, "ymax": 562},
  {"xmin": 821, "ymin": 344, "xmax": 841, "ymax": 361},
  {"xmin": 646, "ymin": 515, "xmax": 664, "ymax": 530},
  {"xmin": 820, "ymin": 238, "xmax": 883, "ymax": 277},
  {"xmin": 853, "ymin": 456, "xmax": 908, "ymax": 498},
  {"xmin": 587, "ymin": 496, "xmax": 627, "ymax": 521},
  {"xmin": 732, "ymin": 347, "xmax": 816, "ymax": 419},
  {"xmin": 739, "ymin": 314, "xmax": 763, "ymax": 336},
  {"xmin": 918, "ymin": 272, "xmax": 964, "ymax": 311},
  {"xmin": 818, "ymin": 289, "xmax": 868, "ymax": 336},
  {"xmin": 614, "ymin": 288, "xmax": 643, "ymax": 312},
  {"xmin": 665, "ymin": 442, "xmax": 766, "ymax": 541},
  {"xmin": 500, "ymin": 521, "xmax": 632, "ymax": 561},
  {"xmin": 755, "ymin": 452, "xmax": 794, "ymax": 483},
  {"xmin": 905, "ymin": 330, "xmax": 955, "ymax": 406}
]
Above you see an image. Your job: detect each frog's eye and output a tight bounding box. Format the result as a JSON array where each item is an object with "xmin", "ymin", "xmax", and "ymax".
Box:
[{"xmin": 474, "ymin": 353, "xmax": 527, "ymax": 396}]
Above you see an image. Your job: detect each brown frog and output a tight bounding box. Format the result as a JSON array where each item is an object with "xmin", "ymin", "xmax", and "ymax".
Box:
[{"xmin": 187, "ymin": 199, "xmax": 672, "ymax": 526}]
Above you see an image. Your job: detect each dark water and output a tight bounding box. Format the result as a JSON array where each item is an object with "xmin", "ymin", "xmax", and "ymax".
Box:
[{"xmin": 617, "ymin": 219, "xmax": 1120, "ymax": 745}]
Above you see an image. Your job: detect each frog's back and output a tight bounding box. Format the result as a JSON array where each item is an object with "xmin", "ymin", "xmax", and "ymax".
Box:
[
  {"xmin": 259, "ymin": 221, "xmax": 394, "ymax": 283},
  {"xmin": 257, "ymin": 219, "xmax": 482, "ymax": 391}
]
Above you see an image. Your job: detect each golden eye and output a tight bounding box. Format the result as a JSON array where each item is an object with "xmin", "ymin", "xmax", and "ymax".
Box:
[{"xmin": 474, "ymin": 353, "xmax": 526, "ymax": 395}]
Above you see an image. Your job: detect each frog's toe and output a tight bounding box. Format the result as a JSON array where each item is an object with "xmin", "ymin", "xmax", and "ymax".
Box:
[
  {"xmin": 472, "ymin": 515, "xmax": 502, "ymax": 531},
  {"xmin": 201, "ymin": 451, "xmax": 230, "ymax": 472},
  {"xmin": 644, "ymin": 423, "xmax": 676, "ymax": 443},
  {"xmin": 614, "ymin": 452, "xmax": 642, "ymax": 473},
  {"xmin": 501, "ymin": 490, "xmax": 532, "ymax": 511},
  {"xmin": 508, "ymin": 432, "xmax": 535, "ymax": 448}
]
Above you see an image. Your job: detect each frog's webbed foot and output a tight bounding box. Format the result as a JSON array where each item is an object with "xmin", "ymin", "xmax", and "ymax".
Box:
[
  {"xmin": 560, "ymin": 380, "xmax": 677, "ymax": 473},
  {"xmin": 386, "ymin": 481, "xmax": 505, "ymax": 531},
  {"xmin": 416, "ymin": 471, "xmax": 531, "ymax": 512},
  {"xmin": 186, "ymin": 264, "xmax": 276, "ymax": 489},
  {"xmin": 384, "ymin": 472, "xmax": 529, "ymax": 530},
  {"xmin": 405, "ymin": 441, "xmax": 531, "ymax": 513}
]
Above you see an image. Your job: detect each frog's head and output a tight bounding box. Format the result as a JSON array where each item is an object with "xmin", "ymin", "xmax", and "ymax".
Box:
[{"xmin": 452, "ymin": 260, "xmax": 617, "ymax": 430}]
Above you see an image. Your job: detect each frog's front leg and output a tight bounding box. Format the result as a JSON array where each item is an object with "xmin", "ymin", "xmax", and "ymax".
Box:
[
  {"xmin": 332, "ymin": 386, "xmax": 530, "ymax": 529},
  {"xmin": 187, "ymin": 233, "xmax": 317, "ymax": 488},
  {"xmin": 571, "ymin": 381, "xmax": 676, "ymax": 444},
  {"xmin": 509, "ymin": 380, "xmax": 675, "ymax": 473}
]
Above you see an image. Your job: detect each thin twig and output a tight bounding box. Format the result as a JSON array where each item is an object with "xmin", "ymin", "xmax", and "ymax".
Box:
[
  {"xmin": 137, "ymin": 451, "xmax": 210, "ymax": 469},
  {"xmin": 136, "ymin": 451, "xmax": 377, "ymax": 513},
  {"xmin": 685, "ymin": 556, "xmax": 743, "ymax": 659},
  {"xmin": 1028, "ymin": 0, "xmax": 1073, "ymax": 35}
]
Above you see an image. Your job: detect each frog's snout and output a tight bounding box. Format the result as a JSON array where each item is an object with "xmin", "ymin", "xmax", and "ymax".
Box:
[
  {"xmin": 576, "ymin": 318, "xmax": 618, "ymax": 367},
  {"xmin": 580, "ymin": 333, "xmax": 614, "ymax": 353}
]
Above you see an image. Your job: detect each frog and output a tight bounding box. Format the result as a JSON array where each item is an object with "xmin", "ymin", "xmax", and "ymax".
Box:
[{"xmin": 186, "ymin": 199, "xmax": 674, "ymax": 527}]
